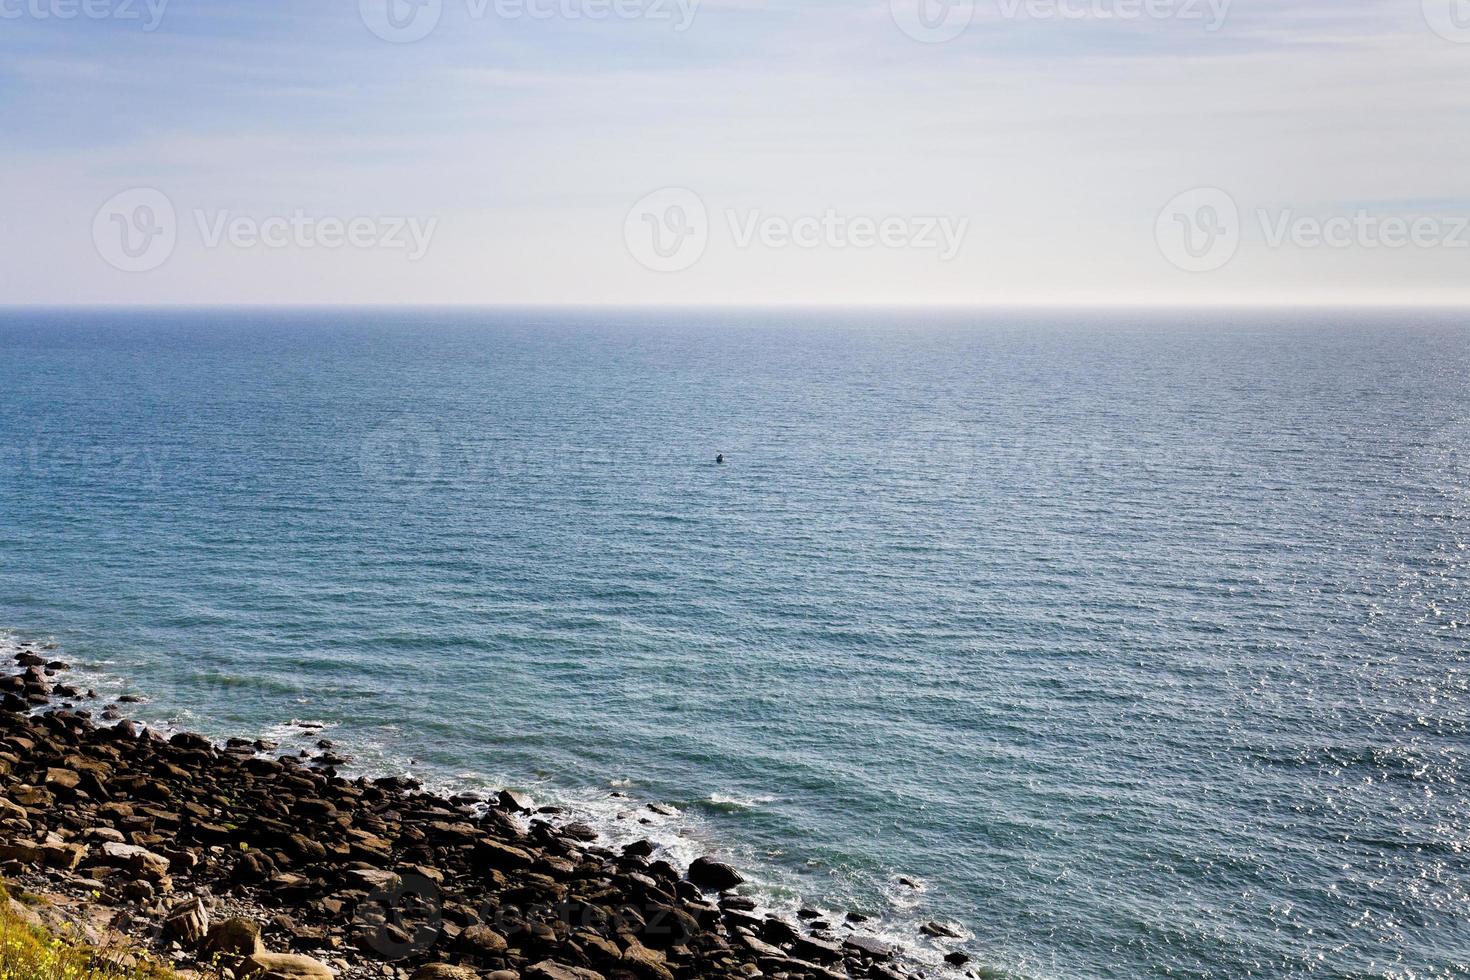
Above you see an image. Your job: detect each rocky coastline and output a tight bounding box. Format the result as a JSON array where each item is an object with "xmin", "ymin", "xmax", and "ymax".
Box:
[{"xmin": 0, "ymin": 644, "xmax": 972, "ymax": 980}]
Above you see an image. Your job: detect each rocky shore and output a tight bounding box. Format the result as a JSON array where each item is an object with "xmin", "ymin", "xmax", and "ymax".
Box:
[{"xmin": 0, "ymin": 646, "xmax": 972, "ymax": 980}]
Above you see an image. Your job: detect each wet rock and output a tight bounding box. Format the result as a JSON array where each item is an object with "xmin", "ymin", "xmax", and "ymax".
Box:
[
  {"xmin": 943, "ymin": 952, "xmax": 970, "ymax": 967},
  {"xmin": 498, "ymin": 790, "xmax": 534, "ymax": 813},
  {"xmin": 920, "ymin": 921, "xmax": 961, "ymax": 939},
  {"xmin": 791, "ymin": 936, "xmax": 843, "ymax": 964},
  {"xmin": 622, "ymin": 840, "xmax": 655, "ymax": 859},
  {"xmin": 687, "ymin": 857, "xmax": 744, "ymax": 892},
  {"xmin": 760, "ymin": 918, "xmax": 800, "ymax": 946},
  {"xmin": 561, "ymin": 823, "xmax": 598, "ymax": 842},
  {"xmin": 842, "ymin": 936, "xmax": 892, "ymax": 961}
]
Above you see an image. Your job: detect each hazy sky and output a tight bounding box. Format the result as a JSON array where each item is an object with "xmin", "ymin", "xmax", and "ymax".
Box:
[{"xmin": 3, "ymin": 0, "xmax": 1468, "ymax": 306}]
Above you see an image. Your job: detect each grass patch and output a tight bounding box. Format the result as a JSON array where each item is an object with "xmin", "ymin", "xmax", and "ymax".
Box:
[{"xmin": 0, "ymin": 881, "xmax": 177, "ymax": 980}]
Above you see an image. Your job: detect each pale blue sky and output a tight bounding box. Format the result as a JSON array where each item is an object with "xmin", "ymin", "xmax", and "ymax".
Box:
[{"xmin": 3, "ymin": 0, "xmax": 1468, "ymax": 305}]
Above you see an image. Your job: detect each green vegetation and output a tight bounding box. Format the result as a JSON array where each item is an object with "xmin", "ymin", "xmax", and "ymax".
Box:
[{"xmin": 0, "ymin": 882, "xmax": 176, "ymax": 980}]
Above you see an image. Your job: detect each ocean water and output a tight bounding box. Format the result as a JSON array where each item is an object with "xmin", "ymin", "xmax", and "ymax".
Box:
[{"xmin": 1, "ymin": 309, "xmax": 1467, "ymax": 979}]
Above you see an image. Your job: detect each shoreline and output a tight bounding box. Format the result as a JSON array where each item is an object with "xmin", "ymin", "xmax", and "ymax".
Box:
[{"xmin": 0, "ymin": 642, "xmax": 975, "ymax": 980}]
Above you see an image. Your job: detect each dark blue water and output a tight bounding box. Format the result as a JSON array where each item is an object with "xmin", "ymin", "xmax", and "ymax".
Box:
[{"xmin": 2, "ymin": 309, "xmax": 1468, "ymax": 979}]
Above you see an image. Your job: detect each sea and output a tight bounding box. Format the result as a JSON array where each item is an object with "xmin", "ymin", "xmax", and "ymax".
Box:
[{"xmin": 0, "ymin": 308, "xmax": 1466, "ymax": 979}]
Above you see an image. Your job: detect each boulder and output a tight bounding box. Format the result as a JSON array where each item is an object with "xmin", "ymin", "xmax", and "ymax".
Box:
[
  {"xmin": 243, "ymin": 952, "xmax": 335, "ymax": 980},
  {"xmin": 497, "ymin": 790, "xmax": 534, "ymax": 813},
  {"xmin": 458, "ymin": 924, "xmax": 509, "ymax": 956},
  {"xmin": 621, "ymin": 942, "xmax": 674, "ymax": 980},
  {"xmin": 687, "ymin": 857, "xmax": 744, "ymax": 892},
  {"xmin": 203, "ymin": 917, "xmax": 265, "ymax": 958},
  {"xmin": 476, "ymin": 840, "xmax": 534, "ymax": 871},
  {"xmin": 44, "ymin": 768, "xmax": 80, "ymax": 790},
  {"xmin": 41, "ymin": 841, "xmax": 87, "ymax": 871},
  {"xmin": 526, "ymin": 962, "xmax": 604, "ymax": 980},
  {"xmin": 843, "ymin": 936, "xmax": 893, "ymax": 960},
  {"xmin": 0, "ymin": 842, "xmax": 44, "ymax": 866},
  {"xmin": 561, "ymin": 823, "xmax": 598, "ymax": 842},
  {"xmin": 100, "ymin": 841, "xmax": 171, "ymax": 881},
  {"xmin": 760, "ymin": 918, "xmax": 800, "ymax": 946},
  {"xmin": 11, "ymin": 785, "xmax": 53, "ymax": 808},
  {"xmin": 921, "ymin": 921, "xmax": 961, "ymax": 939},
  {"xmin": 411, "ymin": 966, "xmax": 481, "ymax": 980},
  {"xmin": 790, "ymin": 936, "xmax": 843, "ymax": 964},
  {"xmin": 164, "ymin": 897, "xmax": 210, "ymax": 947}
]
